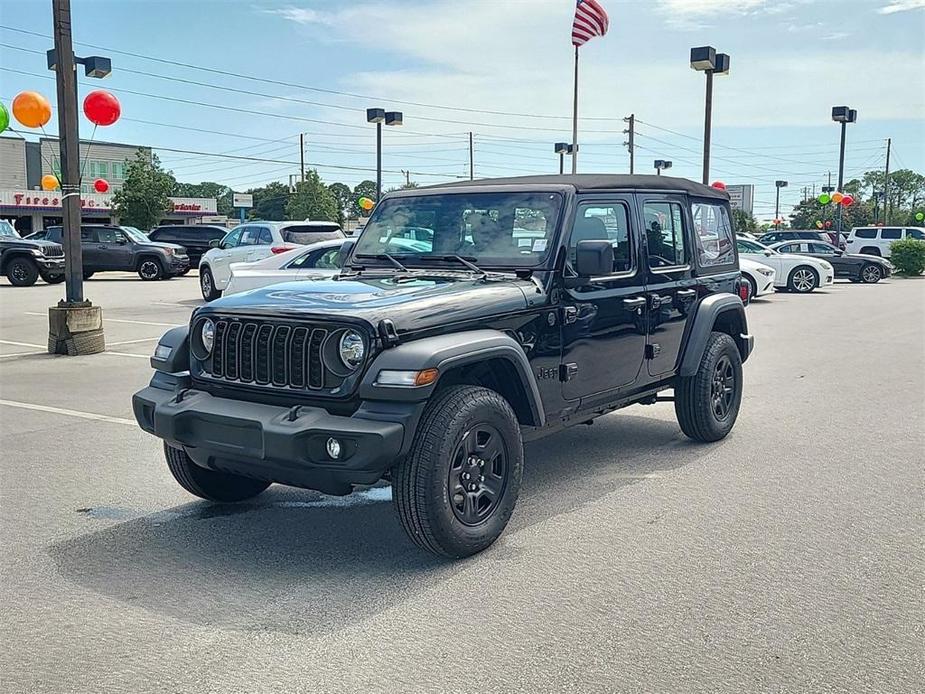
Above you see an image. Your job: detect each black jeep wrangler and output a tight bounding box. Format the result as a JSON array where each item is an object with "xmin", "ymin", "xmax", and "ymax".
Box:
[
  {"xmin": 0, "ymin": 219, "xmax": 66, "ymax": 286},
  {"xmin": 133, "ymin": 175, "xmax": 753, "ymax": 558}
]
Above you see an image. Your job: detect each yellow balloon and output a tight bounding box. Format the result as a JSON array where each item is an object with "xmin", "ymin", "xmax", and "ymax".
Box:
[
  {"xmin": 359, "ymin": 197, "xmax": 374, "ymax": 211},
  {"xmin": 831, "ymin": 192, "xmax": 844, "ymax": 204},
  {"xmin": 41, "ymin": 174, "xmax": 59, "ymax": 191},
  {"xmin": 12, "ymin": 91, "xmax": 52, "ymax": 129}
]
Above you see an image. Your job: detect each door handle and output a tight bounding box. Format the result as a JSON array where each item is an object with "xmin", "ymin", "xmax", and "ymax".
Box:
[
  {"xmin": 623, "ymin": 297, "xmax": 646, "ymax": 309},
  {"xmin": 97, "ymin": 244, "xmax": 107, "ymax": 249},
  {"xmin": 676, "ymin": 289, "xmax": 697, "ymax": 299}
]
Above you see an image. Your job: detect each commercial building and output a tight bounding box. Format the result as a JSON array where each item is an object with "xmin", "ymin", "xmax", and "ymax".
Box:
[{"xmin": 0, "ymin": 136, "xmax": 217, "ymax": 233}]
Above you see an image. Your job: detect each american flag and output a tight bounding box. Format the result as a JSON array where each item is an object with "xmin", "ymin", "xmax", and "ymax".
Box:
[{"xmin": 571, "ymin": 0, "xmax": 609, "ymax": 47}]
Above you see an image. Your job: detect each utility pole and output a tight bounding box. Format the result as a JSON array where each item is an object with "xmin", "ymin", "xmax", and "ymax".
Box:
[
  {"xmin": 883, "ymin": 137, "xmax": 892, "ymax": 225},
  {"xmin": 299, "ymin": 133, "xmax": 305, "ymax": 183},
  {"xmin": 401, "ymin": 169, "xmax": 410, "ymax": 187},
  {"xmin": 468, "ymin": 131, "xmax": 474, "ymax": 181},
  {"xmin": 623, "ymin": 114, "xmax": 635, "ymax": 174}
]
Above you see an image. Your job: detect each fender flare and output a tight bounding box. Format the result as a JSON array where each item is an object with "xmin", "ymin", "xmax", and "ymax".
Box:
[
  {"xmin": 0, "ymin": 249, "xmax": 37, "ymax": 273},
  {"xmin": 358, "ymin": 329, "xmax": 545, "ymax": 426},
  {"xmin": 679, "ymin": 293, "xmax": 749, "ymax": 376},
  {"xmin": 151, "ymin": 325, "xmax": 190, "ymax": 373}
]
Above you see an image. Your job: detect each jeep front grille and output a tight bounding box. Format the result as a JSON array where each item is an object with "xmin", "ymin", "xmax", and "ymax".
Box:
[
  {"xmin": 43, "ymin": 244, "xmax": 64, "ymax": 258},
  {"xmin": 204, "ymin": 318, "xmax": 329, "ymax": 391}
]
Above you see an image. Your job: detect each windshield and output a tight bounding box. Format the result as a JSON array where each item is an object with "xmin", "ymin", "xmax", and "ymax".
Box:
[
  {"xmin": 121, "ymin": 226, "xmax": 149, "ymax": 243},
  {"xmin": 0, "ymin": 220, "xmax": 20, "ymax": 238},
  {"xmin": 738, "ymin": 238, "xmax": 777, "ymax": 255},
  {"xmin": 352, "ymin": 191, "xmax": 564, "ymax": 268}
]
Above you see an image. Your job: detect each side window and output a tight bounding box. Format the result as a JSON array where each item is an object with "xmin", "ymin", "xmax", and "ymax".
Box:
[
  {"xmin": 316, "ymin": 248, "xmax": 342, "ymax": 268},
  {"xmin": 691, "ymin": 201, "xmax": 735, "ymax": 267},
  {"xmin": 80, "ymin": 228, "xmax": 93, "ymax": 242},
  {"xmin": 569, "ymin": 203, "xmax": 633, "ymax": 274},
  {"xmin": 221, "ymin": 227, "xmax": 244, "ymax": 249},
  {"xmin": 257, "ymin": 227, "xmax": 273, "ymax": 245},
  {"xmin": 288, "ymin": 249, "xmax": 319, "ymax": 269},
  {"xmin": 777, "ymin": 243, "xmax": 796, "ymax": 253},
  {"xmin": 881, "ymin": 228, "xmax": 902, "ymax": 240},
  {"xmin": 907, "ymin": 229, "xmax": 925, "ymax": 240},
  {"xmin": 96, "ymin": 227, "xmax": 119, "ymax": 243},
  {"xmin": 736, "ymin": 239, "xmax": 762, "ymax": 254},
  {"xmin": 238, "ymin": 226, "xmax": 260, "ymax": 246},
  {"xmin": 854, "ymin": 228, "xmax": 876, "ymax": 239},
  {"xmin": 643, "ymin": 201, "xmax": 687, "ymax": 269},
  {"xmin": 809, "ymin": 243, "xmax": 835, "ymax": 254}
]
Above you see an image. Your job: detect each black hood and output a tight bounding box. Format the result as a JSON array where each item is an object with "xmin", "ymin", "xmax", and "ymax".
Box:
[
  {"xmin": 199, "ymin": 273, "xmax": 538, "ymax": 335},
  {"xmin": 0, "ymin": 236, "xmax": 62, "ymax": 254}
]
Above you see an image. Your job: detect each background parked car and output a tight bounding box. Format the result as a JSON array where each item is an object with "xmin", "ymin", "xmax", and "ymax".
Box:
[
  {"xmin": 845, "ymin": 226, "xmax": 925, "ymax": 258},
  {"xmin": 1, "ymin": 219, "xmax": 66, "ymax": 286},
  {"xmin": 44, "ymin": 224, "xmax": 189, "ymax": 281},
  {"xmin": 770, "ymin": 240, "xmax": 892, "ymax": 283},
  {"xmin": 758, "ymin": 229, "xmax": 832, "ymax": 246},
  {"xmin": 736, "ymin": 237, "xmax": 834, "ymax": 293},
  {"xmin": 198, "ymin": 221, "xmax": 344, "ymax": 300},
  {"xmin": 147, "ymin": 224, "xmax": 228, "ymax": 270},
  {"xmin": 739, "ymin": 257, "xmax": 776, "ymax": 300},
  {"xmin": 224, "ymin": 239, "xmax": 344, "ymax": 296}
]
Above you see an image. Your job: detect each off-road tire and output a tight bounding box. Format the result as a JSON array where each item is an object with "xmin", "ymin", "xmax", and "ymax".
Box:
[
  {"xmin": 744, "ymin": 275, "xmax": 757, "ymax": 303},
  {"xmin": 675, "ymin": 332, "xmax": 743, "ymax": 443},
  {"xmin": 6, "ymin": 257, "xmax": 39, "ymax": 286},
  {"xmin": 40, "ymin": 272, "xmax": 66, "ymax": 284},
  {"xmin": 787, "ymin": 265, "xmax": 818, "ymax": 293},
  {"xmin": 138, "ymin": 257, "xmax": 165, "ymax": 281},
  {"xmin": 860, "ymin": 263, "xmax": 882, "ymax": 284},
  {"xmin": 200, "ymin": 266, "xmax": 221, "ymax": 301},
  {"xmin": 164, "ymin": 442, "xmax": 270, "ymax": 502},
  {"xmin": 393, "ymin": 385, "xmax": 524, "ymax": 558}
]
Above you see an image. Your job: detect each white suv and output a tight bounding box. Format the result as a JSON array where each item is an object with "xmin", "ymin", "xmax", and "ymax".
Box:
[
  {"xmin": 198, "ymin": 221, "xmax": 343, "ymax": 300},
  {"xmin": 846, "ymin": 226, "xmax": 925, "ymax": 258}
]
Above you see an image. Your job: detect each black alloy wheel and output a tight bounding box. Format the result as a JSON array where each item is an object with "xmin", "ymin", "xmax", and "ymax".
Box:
[
  {"xmin": 860, "ymin": 264, "xmax": 882, "ymax": 284},
  {"xmin": 447, "ymin": 424, "xmax": 509, "ymax": 526},
  {"xmin": 138, "ymin": 258, "xmax": 165, "ymax": 281},
  {"xmin": 710, "ymin": 355, "xmax": 736, "ymax": 420},
  {"xmin": 6, "ymin": 258, "xmax": 39, "ymax": 287}
]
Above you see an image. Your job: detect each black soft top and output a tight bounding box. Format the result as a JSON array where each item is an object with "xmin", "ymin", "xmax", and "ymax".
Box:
[{"xmin": 419, "ymin": 174, "xmax": 729, "ymax": 200}]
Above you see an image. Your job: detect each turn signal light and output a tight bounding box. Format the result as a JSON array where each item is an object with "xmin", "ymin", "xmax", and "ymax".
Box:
[{"xmin": 414, "ymin": 369, "xmax": 439, "ymax": 386}]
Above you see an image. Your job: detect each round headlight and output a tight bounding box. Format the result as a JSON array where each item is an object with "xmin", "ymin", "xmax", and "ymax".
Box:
[
  {"xmin": 338, "ymin": 330, "xmax": 365, "ymax": 369},
  {"xmin": 201, "ymin": 319, "xmax": 215, "ymax": 354}
]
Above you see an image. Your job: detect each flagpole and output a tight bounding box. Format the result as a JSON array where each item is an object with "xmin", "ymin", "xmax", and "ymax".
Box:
[{"xmin": 571, "ymin": 45, "xmax": 579, "ymax": 174}]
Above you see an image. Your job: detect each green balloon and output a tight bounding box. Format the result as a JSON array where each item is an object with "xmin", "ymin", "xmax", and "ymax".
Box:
[
  {"xmin": 916, "ymin": 212, "xmax": 924, "ymax": 222},
  {"xmin": 0, "ymin": 102, "xmax": 9, "ymax": 134},
  {"xmin": 818, "ymin": 193, "xmax": 830, "ymax": 204}
]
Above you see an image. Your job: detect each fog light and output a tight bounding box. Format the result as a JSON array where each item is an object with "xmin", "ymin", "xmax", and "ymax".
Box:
[{"xmin": 326, "ymin": 437, "xmax": 342, "ymax": 459}]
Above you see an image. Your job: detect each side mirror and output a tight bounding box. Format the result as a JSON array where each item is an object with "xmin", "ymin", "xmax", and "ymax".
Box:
[
  {"xmin": 335, "ymin": 239, "xmax": 356, "ymax": 268},
  {"xmin": 575, "ymin": 240, "xmax": 613, "ymax": 277},
  {"xmin": 763, "ymin": 249, "xmax": 773, "ymax": 256},
  {"xmin": 209, "ymin": 239, "xmax": 222, "ymax": 249}
]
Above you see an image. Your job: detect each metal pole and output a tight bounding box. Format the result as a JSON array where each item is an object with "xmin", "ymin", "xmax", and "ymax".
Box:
[
  {"xmin": 468, "ymin": 131, "xmax": 474, "ymax": 181},
  {"xmin": 656, "ymin": 167, "xmax": 660, "ymax": 176},
  {"xmin": 571, "ymin": 46, "xmax": 579, "ymax": 174},
  {"xmin": 52, "ymin": 0, "xmax": 84, "ymax": 304},
  {"xmin": 702, "ymin": 71, "xmax": 714, "ymax": 185},
  {"xmin": 300, "ymin": 133, "xmax": 305, "ymax": 183},
  {"xmin": 375, "ymin": 121, "xmax": 382, "ymax": 201},
  {"xmin": 775, "ymin": 186, "xmax": 781, "ymax": 228},
  {"xmin": 559, "ymin": 153, "xmax": 564, "ymax": 175},
  {"xmin": 836, "ymin": 122, "xmax": 847, "ymax": 234},
  {"xmin": 628, "ymin": 114, "xmax": 635, "ymax": 174},
  {"xmin": 883, "ymin": 137, "xmax": 892, "ymax": 225}
]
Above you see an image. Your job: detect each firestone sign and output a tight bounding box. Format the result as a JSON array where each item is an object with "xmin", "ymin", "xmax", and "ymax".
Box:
[{"xmin": 0, "ymin": 190, "xmax": 217, "ymax": 215}]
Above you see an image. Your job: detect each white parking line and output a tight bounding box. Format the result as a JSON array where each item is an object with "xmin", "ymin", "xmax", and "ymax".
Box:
[
  {"xmin": 24, "ymin": 311, "xmax": 179, "ymax": 328},
  {"xmin": 0, "ymin": 350, "xmax": 45, "ymax": 359},
  {"xmin": 0, "ymin": 399, "xmax": 136, "ymax": 426},
  {"xmin": 104, "ymin": 351, "xmax": 150, "ymax": 359},
  {"xmin": 108, "ymin": 337, "xmax": 159, "ymax": 346},
  {"xmin": 0, "ymin": 339, "xmax": 46, "ymax": 349}
]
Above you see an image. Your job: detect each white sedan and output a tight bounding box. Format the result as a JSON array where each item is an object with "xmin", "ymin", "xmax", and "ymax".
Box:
[
  {"xmin": 223, "ymin": 240, "xmax": 343, "ymax": 296},
  {"xmin": 737, "ymin": 238, "xmax": 834, "ymax": 293},
  {"xmin": 739, "ymin": 257, "xmax": 776, "ymax": 300}
]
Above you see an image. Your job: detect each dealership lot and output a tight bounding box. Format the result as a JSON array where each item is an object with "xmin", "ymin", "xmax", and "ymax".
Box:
[{"xmin": 1, "ymin": 274, "xmax": 922, "ymax": 692}]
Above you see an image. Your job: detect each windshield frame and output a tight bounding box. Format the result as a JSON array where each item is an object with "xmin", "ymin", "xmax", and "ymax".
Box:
[
  {"xmin": 0, "ymin": 220, "xmax": 20, "ymax": 238},
  {"xmin": 347, "ymin": 186, "xmax": 568, "ymax": 271}
]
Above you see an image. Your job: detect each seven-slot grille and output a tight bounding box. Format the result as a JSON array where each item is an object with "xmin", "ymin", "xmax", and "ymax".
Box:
[
  {"xmin": 42, "ymin": 244, "xmax": 64, "ymax": 258},
  {"xmin": 206, "ymin": 318, "xmax": 328, "ymax": 390}
]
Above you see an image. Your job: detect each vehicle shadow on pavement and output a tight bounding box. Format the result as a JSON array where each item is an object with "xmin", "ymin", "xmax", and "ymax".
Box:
[{"xmin": 48, "ymin": 411, "xmax": 710, "ymax": 634}]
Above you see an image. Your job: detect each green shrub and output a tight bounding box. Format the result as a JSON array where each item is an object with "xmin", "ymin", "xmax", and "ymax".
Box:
[{"xmin": 889, "ymin": 238, "xmax": 925, "ymax": 276}]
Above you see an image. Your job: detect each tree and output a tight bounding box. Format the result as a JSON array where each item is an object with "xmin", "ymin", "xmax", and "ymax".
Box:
[
  {"xmin": 172, "ymin": 180, "xmax": 233, "ymax": 216},
  {"xmin": 112, "ymin": 152, "xmax": 174, "ymax": 230},
  {"xmin": 352, "ymin": 180, "xmax": 377, "ymax": 217},
  {"xmin": 286, "ymin": 170, "xmax": 338, "ymax": 222},
  {"xmin": 731, "ymin": 209, "xmax": 758, "ymax": 234},
  {"xmin": 328, "ymin": 182, "xmax": 352, "ymax": 226},
  {"xmin": 248, "ymin": 182, "xmax": 290, "ymax": 221}
]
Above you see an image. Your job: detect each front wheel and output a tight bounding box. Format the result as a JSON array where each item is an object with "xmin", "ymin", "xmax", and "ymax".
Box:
[
  {"xmin": 164, "ymin": 443, "xmax": 270, "ymax": 502},
  {"xmin": 675, "ymin": 332, "xmax": 743, "ymax": 443},
  {"xmin": 787, "ymin": 266, "xmax": 818, "ymax": 293},
  {"xmin": 860, "ymin": 263, "xmax": 882, "ymax": 284},
  {"xmin": 41, "ymin": 272, "xmax": 66, "ymax": 284},
  {"xmin": 393, "ymin": 385, "xmax": 523, "ymax": 558},
  {"xmin": 199, "ymin": 266, "xmax": 221, "ymax": 301},
  {"xmin": 138, "ymin": 258, "xmax": 165, "ymax": 281},
  {"xmin": 6, "ymin": 257, "xmax": 39, "ymax": 286}
]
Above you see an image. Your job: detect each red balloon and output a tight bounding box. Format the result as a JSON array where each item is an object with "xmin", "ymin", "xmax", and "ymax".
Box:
[
  {"xmin": 93, "ymin": 178, "xmax": 109, "ymax": 193},
  {"xmin": 83, "ymin": 90, "xmax": 121, "ymax": 126},
  {"xmin": 711, "ymin": 181, "xmax": 726, "ymax": 190},
  {"xmin": 841, "ymin": 194, "xmax": 854, "ymax": 206},
  {"xmin": 824, "ymin": 220, "xmax": 832, "ymax": 228}
]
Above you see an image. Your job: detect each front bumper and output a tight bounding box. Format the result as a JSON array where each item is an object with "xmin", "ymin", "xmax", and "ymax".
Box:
[
  {"xmin": 168, "ymin": 256, "xmax": 190, "ymax": 273},
  {"xmin": 37, "ymin": 257, "xmax": 65, "ymax": 273},
  {"xmin": 133, "ymin": 384, "xmax": 419, "ymax": 492},
  {"xmin": 822, "ymin": 272, "xmax": 834, "ymax": 286}
]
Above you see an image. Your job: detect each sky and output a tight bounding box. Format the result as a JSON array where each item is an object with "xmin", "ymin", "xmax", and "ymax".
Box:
[{"xmin": 1, "ymin": 0, "xmax": 923, "ymax": 220}]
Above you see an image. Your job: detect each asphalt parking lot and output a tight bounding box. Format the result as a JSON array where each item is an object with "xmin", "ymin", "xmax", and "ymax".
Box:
[{"xmin": 1, "ymin": 272, "xmax": 922, "ymax": 693}]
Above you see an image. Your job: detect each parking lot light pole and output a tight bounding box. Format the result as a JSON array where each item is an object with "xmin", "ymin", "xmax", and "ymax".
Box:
[
  {"xmin": 775, "ymin": 180, "xmax": 788, "ymax": 229},
  {"xmin": 45, "ymin": 0, "xmax": 110, "ymax": 355},
  {"xmin": 554, "ymin": 142, "xmax": 569, "ymax": 174},
  {"xmin": 367, "ymin": 108, "xmax": 402, "ymax": 202},
  {"xmin": 831, "ymin": 106, "xmax": 857, "ymax": 234},
  {"xmin": 654, "ymin": 160, "xmax": 672, "ymax": 176},
  {"xmin": 690, "ymin": 47, "xmax": 730, "ymax": 185}
]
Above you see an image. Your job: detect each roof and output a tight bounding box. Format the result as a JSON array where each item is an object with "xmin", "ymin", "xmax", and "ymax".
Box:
[{"xmin": 420, "ymin": 174, "xmax": 730, "ymax": 200}]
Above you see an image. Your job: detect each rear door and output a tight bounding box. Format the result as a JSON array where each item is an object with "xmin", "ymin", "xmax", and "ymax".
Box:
[
  {"xmin": 560, "ymin": 195, "xmax": 647, "ymax": 402},
  {"xmin": 640, "ymin": 195, "xmax": 698, "ymax": 377},
  {"xmin": 878, "ymin": 227, "xmax": 902, "ymax": 256},
  {"xmin": 245, "ymin": 225, "xmax": 275, "ymax": 262}
]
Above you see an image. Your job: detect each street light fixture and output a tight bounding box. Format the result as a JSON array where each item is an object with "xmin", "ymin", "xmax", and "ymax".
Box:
[
  {"xmin": 654, "ymin": 160, "xmax": 672, "ymax": 176},
  {"xmin": 774, "ymin": 180, "xmax": 788, "ymax": 228},
  {"xmin": 831, "ymin": 105, "xmax": 857, "ymax": 234},
  {"xmin": 690, "ymin": 46, "xmax": 730, "ymax": 185},
  {"xmin": 367, "ymin": 107, "xmax": 403, "ymax": 202}
]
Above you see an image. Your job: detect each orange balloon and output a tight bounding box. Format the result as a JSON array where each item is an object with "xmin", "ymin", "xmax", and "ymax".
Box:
[
  {"xmin": 831, "ymin": 192, "xmax": 844, "ymax": 204},
  {"xmin": 41, "ymin": 174, "xmax": 59, "ymax": 191},
  {"xmin": 12, "ymin": 91, "xmax": 52, "ymax": 128}
]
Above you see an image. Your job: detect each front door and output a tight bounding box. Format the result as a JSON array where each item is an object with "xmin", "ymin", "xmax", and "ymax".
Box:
[
  {"xmin": 640, "ymin": 196, "xmax": 697, "ymax": 376},
  {"xmin": 561, "ymin": 196, "xmax": 648, "ymax": 403}
]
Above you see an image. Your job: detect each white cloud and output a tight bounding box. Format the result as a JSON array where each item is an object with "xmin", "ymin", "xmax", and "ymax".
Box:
[
  {"xmin": 262, "ymin": 6, "xmax": 334, "ymax": 25},
  {"xmin": 878, "ymin": 0, "xmax": 925, "ymax": 13}
]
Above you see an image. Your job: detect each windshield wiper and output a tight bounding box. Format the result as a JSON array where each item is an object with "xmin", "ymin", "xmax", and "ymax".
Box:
[
  {"xmin": 438, "ymin": 255, "xmax": 485, "ymax": 275},
  {"xmin": 354, "ymin": 253, "xmax": 409, "ymax": 272}
]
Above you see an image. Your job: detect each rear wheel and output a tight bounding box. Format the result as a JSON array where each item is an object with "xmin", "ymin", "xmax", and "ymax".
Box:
[
  {"xmin": 138, "ymin": 257, "xmax": 165, "ymax": 281},
  {"xmin": 393, "ymin": 385, "xmax": 523, "ymax": 558},
  {"xmin": 164, "ymin": 443, "xmax": 270, "ymax": 502},
  {"xmin": 675, "ymin": 332, "xmax": 743, "ymax": 442},
  {"xmin": 40, "ymin": 272, "xmax": 65, "ymax": 284},
  {"xmin": 744, "ymin": 275, "xmax": 757, "ymax": 303},
  {"xmin": 6, "ymin": 257, "xmax": 39, "ymax": 287},
  {"xmin": 83, "ymin": 271, "xmax": 95, "ymax": 280},
  {"xmin": 860, "ymin": 263, "xmax": 882, "ymax": 283},
  {"xmin": 200, "ymin": 266, "xmax": 221, "ymax": 301},
  {"xmin": 787, "ymin": 265, "xmax": 818, "ymax": 293}
]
